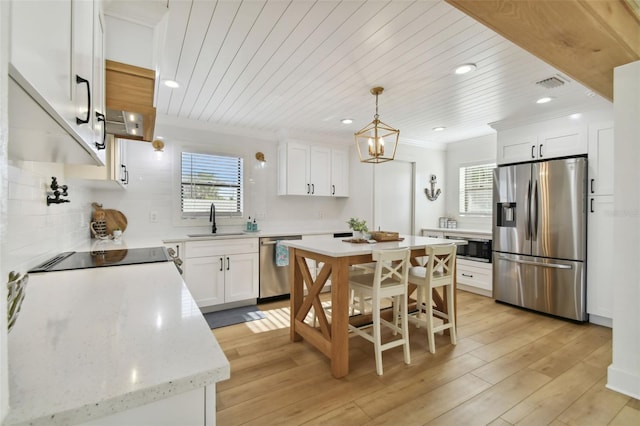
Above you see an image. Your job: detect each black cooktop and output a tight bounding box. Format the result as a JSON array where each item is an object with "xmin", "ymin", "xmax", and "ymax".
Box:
[{"xmin": 29, "ymin": 246, "xmax": 170, "ymax": 273}]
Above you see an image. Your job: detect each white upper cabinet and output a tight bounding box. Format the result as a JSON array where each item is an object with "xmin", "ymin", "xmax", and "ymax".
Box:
[
  {"xmin": 497, "ymin": 126, "xmax": 587, "ymax": 165},
  {"xmin": 330, "ymin": 148, "xmax": 349, "ymax": 197},
  {"xmin": 278, "ymin": 141, "xmax": 349, "ymax": 197},
  {"xmin": 587, "ymin": 122, "xmax": 614, "ymax": 196},
  {"xmin": 9, "ymin": 0, "xmax": 105, "ymax": 165}
]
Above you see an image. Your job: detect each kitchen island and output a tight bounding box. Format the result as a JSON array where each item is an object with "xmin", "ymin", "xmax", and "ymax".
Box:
[
  {"xmin": 281, "ymin": 234, "xmax": 461, "ymax": 378},
  {"xmin": 4, "ymin": 261, "xmax": 229, "ymax": 426}
]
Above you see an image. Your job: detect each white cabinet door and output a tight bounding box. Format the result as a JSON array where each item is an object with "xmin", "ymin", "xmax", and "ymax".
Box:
[
  {"xmin": 10, "ymin": 0, "xmax": 73, "ymax": 119},
  {"xmin": 588, "ymin": 122, "xmax": 614, "ymax": 196},
  {"xmin": 310, "ymin": 145, "xmax": 331, "ymax": 196},
  {"xmin": 284, "ymin": 142, "xmax": 310, "ymax": 195},
  {"xmin": 225, "ymin": 253, "xmax": 259, "ymax": 302},
  {"xmin": 184, "ymin": 257, "xmax": 225, "ymax": 307},
  {"xmin": 497, "ymin": 127, "xmax": 587, "ymax": 165},
  {"xmin": 497, "ymin": 134, "xmax": 538, "ymax": 164},
  {"xmin": 539, "ymin": 127, "xmax": 587, "ymax": 159},
  {"xmin": 587, "ymin": 195, "xmax": 614, "ymax": 320},
  {"xmin": 116, "ymin": 138, "xmax": 129, "ymax": 186},
  {"xmin": 72, "ymin": 0, "xmax": 95, "ymax": 145},
  {"xmin": 331, "ymin": 148, "xmax": 349, "ymax": 197},
  {"xmin": 93, "ymin": 8, "xmax": 107, "ymax": 153}
]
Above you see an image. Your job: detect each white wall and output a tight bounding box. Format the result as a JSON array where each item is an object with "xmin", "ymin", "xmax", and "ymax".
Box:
[
  {"xmin": 608, "ymin": 60, "xmax": 640, "ymax": 399},
  {"xmin": 445, "ymin": 134, "xmax": 497, "ymax": 230},
  {"xmin": 94, "ymin": 115, "xmax": 447, "ymax": 239},
  {"xmin": 1, "ymin": 0, "xmax": 9, "ymax": 419}
]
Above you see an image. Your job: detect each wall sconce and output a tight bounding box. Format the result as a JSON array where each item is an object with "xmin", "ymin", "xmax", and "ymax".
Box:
[
  {"xmin": 152, "ymin": 139, "xmax": 165, "ymax": 160},
  {"xmin": 255, "ymin": 152, "xmax": 266, "ymax": 167},
  {"xmin": 425, "ymin": 174, "xmax": 441, "ymax": 201}
]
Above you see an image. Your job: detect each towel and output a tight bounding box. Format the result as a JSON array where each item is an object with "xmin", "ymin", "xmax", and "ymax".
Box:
[{"xmin": 275, "ymin": 240, "xmax": 289, "ymax": 267}]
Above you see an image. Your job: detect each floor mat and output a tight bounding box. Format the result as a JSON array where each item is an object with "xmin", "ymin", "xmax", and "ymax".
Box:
[{"xmin": 204, "ymin": 305, "xmax": 266, "ymax": 329}]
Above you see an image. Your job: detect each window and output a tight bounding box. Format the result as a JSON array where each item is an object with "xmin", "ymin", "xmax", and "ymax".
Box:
[
  {"xmin": 181, "ymin": 152, "xmax": 243, "ymax": 218},
  {"xmin": 459, "ymin": 162, "xmax": 495, "ymax": 215}
]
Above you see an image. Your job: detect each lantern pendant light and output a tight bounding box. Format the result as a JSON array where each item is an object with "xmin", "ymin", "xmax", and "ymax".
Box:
[{"xmin": 354, "ymin": 87, "xmax": 400, "ymax": 164}]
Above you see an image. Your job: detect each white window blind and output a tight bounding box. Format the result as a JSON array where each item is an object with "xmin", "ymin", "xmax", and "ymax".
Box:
[
  {"xmin": 181, "ymin": 152, "xmax": 243, "ymax": 217},
  {"xmin": 459, "ymin": 163, "xmax": 495, "ymax": 215}
]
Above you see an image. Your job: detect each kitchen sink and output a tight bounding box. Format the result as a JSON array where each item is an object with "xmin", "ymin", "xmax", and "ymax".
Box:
[{"xmin": 187, "ymin": 232, "xmax": 246, "ymax": 238}]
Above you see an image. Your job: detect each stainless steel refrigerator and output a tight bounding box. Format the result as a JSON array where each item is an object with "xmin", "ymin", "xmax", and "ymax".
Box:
[{"xmin": 493, "ymin": 156, "xmax": 587, "ymax": 321}]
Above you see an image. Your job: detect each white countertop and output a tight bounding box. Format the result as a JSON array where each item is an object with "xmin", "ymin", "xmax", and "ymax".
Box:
[
  {"xmin": 4, "ymin": 262, "xmax": 230, "ymax": 426},
  {"xmin": 162, "ymin": 228, "xmax": 355, "ymax": 243},
  {"xmin": 422, "ymin": 227, "xmax": 492, "ymax": 237},
  {"xmin": 280, "ymin": 234, "xmax": 463, "ymax": 258}
]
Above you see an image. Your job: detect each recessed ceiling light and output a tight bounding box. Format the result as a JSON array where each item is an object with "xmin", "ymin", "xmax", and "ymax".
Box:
[
  {"xmin": 536, "ymin": 97, "xmax": 553, "ymax": 104},
  {"xmin": 163, "ymin": 79, "xmax": 180, "ymax": 89},
  {"xmin": 155, "ymin": 135, "xmax": 164, "ymax": 140},
  {"xmin": 433, "ymin": 126, "xmax": 446, "ymax": 132},
  {"xmin": 341, "ymin": 118, "xmax": 353, "ymax": 124},
  {"xmin": 454, "ymin": 63, "xmax": 477, "ymax": 75},
  {"xmin": 569, "ymin": 113, "xmax": 582, "ymax": 120}
]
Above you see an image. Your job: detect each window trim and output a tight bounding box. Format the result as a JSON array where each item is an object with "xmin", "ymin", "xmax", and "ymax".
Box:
[{"xmin": 458, "ymin": 161, "xmax": 495, "ymax": 216}]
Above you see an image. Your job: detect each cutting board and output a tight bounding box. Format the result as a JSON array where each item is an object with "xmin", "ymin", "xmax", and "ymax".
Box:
[
  {"xmin": 92, "ymin": 203, "xmax": 128, "ymax": 236},
  {"xmin": 103, "ymin": 209, "xmax": 128, "ymax": 235}
]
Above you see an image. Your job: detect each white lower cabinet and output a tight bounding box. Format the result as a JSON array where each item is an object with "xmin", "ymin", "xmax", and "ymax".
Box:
[
  {"xmin": 76, "ymin": 384, "xmax": 216, "ymax": 426},
  {"xmin": 184, "ymin": 239, "xmax": 259, "ymax": 309},
  {"xmin": 456, "ymin": 258, "xmax": 492, "ymax": 297},
  {"xmin": 587, "ymin": 195, "xmax": 614, "ymax": 324}
]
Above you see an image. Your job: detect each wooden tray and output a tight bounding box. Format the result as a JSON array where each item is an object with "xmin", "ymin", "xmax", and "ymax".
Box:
[{"xmin": 342, "ymin": 238, "xmax": 371, "ymax": 244}]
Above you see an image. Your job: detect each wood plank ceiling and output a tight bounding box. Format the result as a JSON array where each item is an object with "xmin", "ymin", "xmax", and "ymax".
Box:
[{"xmin": 114, "ymin": 0, "xmax": 623, "ymax": 145}]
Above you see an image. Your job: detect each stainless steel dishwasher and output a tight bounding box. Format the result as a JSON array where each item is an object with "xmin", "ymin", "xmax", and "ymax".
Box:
[{"xmin": 259, "ymin": 235, "xmax": 302, "ymax": 301}]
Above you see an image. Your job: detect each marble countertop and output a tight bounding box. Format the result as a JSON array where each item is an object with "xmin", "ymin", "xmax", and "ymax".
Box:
[
  {"xmin": 280, "ymin": 234, "xmax": 463, "ymax": 258},
  {"xmin": 4, "ymin": 262, "xmax": 230, "ymax": 426},
  {"xmin": 162, "ymin": 228, "xmax": 355, "ymax": 243}
]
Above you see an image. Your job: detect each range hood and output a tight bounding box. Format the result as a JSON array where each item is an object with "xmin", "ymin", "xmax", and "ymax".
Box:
[{"xmin": 105, "ymin": 60, "xmax": 156, "ymax": 141}]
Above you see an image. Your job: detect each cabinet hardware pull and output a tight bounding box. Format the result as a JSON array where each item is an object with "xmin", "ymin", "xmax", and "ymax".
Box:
[
  {"xmin": 311, "ymin": 183, "xmax": 314, "ymax": 194},
  {"xmin": 531, "ymin": 145, "xmax": 535, "ymax": 159},
  {"xmin": 307, "ymin": 183, "xmax": 310, "ymax": 194},
  {"xmin": 461, "ymin": 273, "xmax": 473, "ymax": 278},
  {"xmin": 590, "ymin": 178, "xmax": 595, "ymax": 194},
  {"xmin": 590, "ymin": 198, "xmax": 594, "ymax": 213},
  {"xmin": 226, "ymin": 257, "xmax": 230, "ymax": 271},
  {"xmin": 94, "ymin": 112, "xmax": 106, "ymax": 150},
  {"xmin": 219, "ymin": 257, "xmax": 223, "ymax": 272},
  {"xmin": 332, "ymin": 184, "xmax": 335, "ymax": 195},
  {"xmin": 539, "ymin": 144, "xmax": 543, "ymax": 158},
  {"xmin": 75, "ymin": 75, "xmax": 91, "ymax": 125},
  {"xmin": 176, "ymin": 245, "xmax": 180, "ymax": 258},
  {"xmin": 120, "ymin": 165, "xmax": 129, "ymax": 184}
]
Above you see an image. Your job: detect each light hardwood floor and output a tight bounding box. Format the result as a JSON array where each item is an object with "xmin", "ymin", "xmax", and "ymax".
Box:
[{"xmin": 213, "ymin": 290, "xmax": 639, "ymax": 425}]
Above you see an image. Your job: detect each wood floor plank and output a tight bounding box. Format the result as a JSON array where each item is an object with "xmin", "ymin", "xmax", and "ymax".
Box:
[
  {"xmin": 556, "ymin": 376, "xmax": 631, "ymax": 425},
  {"xmin": 501, "ymin": 361, "xmax": 605, "ymax": 425},
  {"xmin": 609, "ymin": 405, "xmax": 640, "ymax": 426},
  {"xmin": 354, "ymin": 354, "xmax": 486, "ymax": 418},
  {"xmin": 372, "ymin": 373, "xmax": 493, "ymax": 425},
  {"xmin": 213, "ymin": 291, "xmax": 625, "ymax": 425},
  {"xmin": 428, "ymin": 369, "xmax": 551, "ymax": 425},
  {"xmin": 527, "ymin": 325, "xmax": 611, "ymax": 379}
]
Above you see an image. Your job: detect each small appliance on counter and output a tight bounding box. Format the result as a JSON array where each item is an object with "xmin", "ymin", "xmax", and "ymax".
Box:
[{"xmin": 29, "ymin": 247, "xmax": 170, "ymax": 273}]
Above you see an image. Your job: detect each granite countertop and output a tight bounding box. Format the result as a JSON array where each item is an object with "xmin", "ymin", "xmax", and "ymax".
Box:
[{"xmin": 4, "ymin": 262, "xmax": 230, "ymax": 426}]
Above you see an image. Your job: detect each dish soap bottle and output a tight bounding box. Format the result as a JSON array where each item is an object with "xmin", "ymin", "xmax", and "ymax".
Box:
[
  {"xmin": 246, "ymin": 216, "xmax": 252, "ymax": 231},
  {"xmin": 252, "ymin": 217, "xmax": 258, "ymax": 231}
]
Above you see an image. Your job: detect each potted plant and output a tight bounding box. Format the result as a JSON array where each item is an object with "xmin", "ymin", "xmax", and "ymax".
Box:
[{"xmin": 346, "ymin": 217, "xmax": 368, "ymax": 240}]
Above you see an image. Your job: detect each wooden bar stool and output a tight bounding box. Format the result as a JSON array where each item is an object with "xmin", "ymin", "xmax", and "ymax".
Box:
[
  {"xmin": 348, "ymin": 248, "xmax": 411, "ymax": 375},
  {"xmin": 407, "ymin": 244, "xmax": 457, "ymax": 354}
]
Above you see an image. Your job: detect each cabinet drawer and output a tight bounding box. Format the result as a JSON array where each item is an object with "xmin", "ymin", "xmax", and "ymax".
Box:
[
  {"xmin": 186, "ymin": 238, "xmax": 258, "ymax": 258},
  {"xmin": 456, "ymin": 259, "xmax": 492, "ymax": 291}
]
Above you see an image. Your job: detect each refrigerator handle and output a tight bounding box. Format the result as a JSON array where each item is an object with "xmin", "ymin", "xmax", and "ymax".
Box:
[
  {"xmin": 497, "ymin": 255, "xmax": 573, "ymax": 269},
  {"xmin": 533, "ymin": 180, "xmax": 539, "ymax": 241},
  {"xmin": 525, "ymin": 179, "xmax": 532, "ymax": 240}
]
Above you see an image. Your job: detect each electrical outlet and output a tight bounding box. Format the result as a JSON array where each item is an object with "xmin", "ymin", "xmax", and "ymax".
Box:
[{"xmin": 149, "ymin": 211, "xmax": 158, "ymax": 223}]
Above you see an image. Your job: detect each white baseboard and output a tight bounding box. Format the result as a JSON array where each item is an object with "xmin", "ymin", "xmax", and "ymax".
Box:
[
  {"xmin": 607, "ymin": 364, "xmax": 640, "ymax": 399},
  {"xmin": 588, "ymin": 313, "xmax": 612, "ymax": 328}
]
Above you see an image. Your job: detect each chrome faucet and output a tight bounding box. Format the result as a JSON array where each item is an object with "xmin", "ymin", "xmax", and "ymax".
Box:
[{"xmin": 209, "ymin": 202, "xmax": 217, "ymax": 233}]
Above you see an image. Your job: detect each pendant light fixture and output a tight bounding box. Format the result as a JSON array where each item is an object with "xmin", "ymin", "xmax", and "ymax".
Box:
[{"xmin": 354, "ymin": 87, "xmax": 399, "ymax": 164}]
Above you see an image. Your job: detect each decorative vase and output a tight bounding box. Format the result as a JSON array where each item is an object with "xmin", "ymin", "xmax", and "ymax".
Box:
[{"xmin": 353, "ymin": 230, "xmax": 364, "ymax": 240}]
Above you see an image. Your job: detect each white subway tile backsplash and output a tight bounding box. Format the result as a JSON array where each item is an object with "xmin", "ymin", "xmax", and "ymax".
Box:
[{"xmin": 6, "ymin": 162, "xmax": 93, "ymax": 273}]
